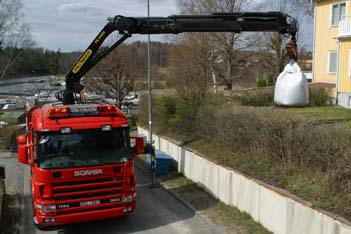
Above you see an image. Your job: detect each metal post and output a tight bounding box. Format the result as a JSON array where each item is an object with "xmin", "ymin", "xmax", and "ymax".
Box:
[{"xmin": 147, "ymin": 0, "xmax": 158, "ymax": 189}]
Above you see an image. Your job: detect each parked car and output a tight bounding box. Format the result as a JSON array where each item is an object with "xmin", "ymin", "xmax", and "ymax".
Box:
[
  {"xmin": 0, "ymin": 99, "xmax": 12, "ymax": 109},
  {"xmin": 2, "ymin": 104, "xmax": 18, "ymax": 110},
  {"xmin": 122, "ymin": 92, "xmax": 139, "ymax": 106}
]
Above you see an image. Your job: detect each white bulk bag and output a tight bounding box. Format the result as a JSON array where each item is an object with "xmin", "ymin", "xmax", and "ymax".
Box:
[{"xmin": 274, "ymin": 60, "xmax": 309, "ymax": 106}]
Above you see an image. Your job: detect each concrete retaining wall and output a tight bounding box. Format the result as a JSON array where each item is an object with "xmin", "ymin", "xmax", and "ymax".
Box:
[
  {"xmin": 138, "ymin": 127, "xmax": 351, "ymax": 234},
  {"xmin": 0, "ymin": 179, "xmax": 4, "ymax": 234}
]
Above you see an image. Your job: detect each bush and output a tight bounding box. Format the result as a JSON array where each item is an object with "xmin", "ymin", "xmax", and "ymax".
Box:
[
  {"xmin": 137, "ymin": 95, "xmax": 176, "ymax": 132},
  {"xmin": 165, "ymin": 80, "xmax": 172, "ymax": 88},
  {"xmin": 266, "ymin": 75, "xmax": 274, "ymax": 86},
  {"xmin": 134, "ymin": 81, "xmax": 148, "ymax": 91},
  {"xmin": 256, "ymin": 79, "xmax": 267, "ymax": 87},
  {"xmin": 309, "ymin": 87, "xmax": 332, "ymax": 106},
  {"xmin": 137, "ymin": 95, "xmax": 199, "ymax": 135},
  {"xmin": 237, "ymin": 92, "xmax": 274, "ymax": 107},
  {"xmin": 153, "ymin": 80, "xmax": 165, "ymax": 89},
  {"xmin": 197, "ymin": 104, "xmax": 351, "ymax": 192}
]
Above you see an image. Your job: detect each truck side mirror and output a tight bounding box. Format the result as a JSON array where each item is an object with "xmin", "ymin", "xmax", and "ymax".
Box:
[
  {"xmin": 17, "ymin": 135, "xmax": 29, "ymax": 165},
  {"xmin": 130, "ymin": 136, "xmax": 144, "ymax": 155}
]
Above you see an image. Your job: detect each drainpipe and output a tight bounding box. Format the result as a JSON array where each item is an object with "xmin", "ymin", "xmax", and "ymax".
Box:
[
  {"xmin": 312, "ymin": 2, "xmax": 317, "ymax": 83},
  {"xmin": 336, "ymin": 39, "xmax": 340, "ymax": 105}
]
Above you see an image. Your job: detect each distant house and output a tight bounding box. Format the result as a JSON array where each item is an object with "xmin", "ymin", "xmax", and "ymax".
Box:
[{"xmin": 312, "ymin": 0, "xmax": 351, "ymax": 107}]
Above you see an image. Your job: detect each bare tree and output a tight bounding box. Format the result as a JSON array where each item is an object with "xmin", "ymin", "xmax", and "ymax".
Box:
[
  {"xmin": 0, "ymin": 24, "xmax": 34, "ymax": 79},
  {"xmin": 0, "ymin": 0, "xmax": 22, "ymax": 42},
  {"xmin": 168, "ymin": 41, "xmax": 212, "ymax": 101},
  {"xmin": 293, "ymin": 0, "xmax": 314, "ymax": 16},
  {"xmin": 248, "ymin": 31, "xmax": 286, "ymax": 79},
  {"xmin": 248, "ymin": 0, "xmax": 313, "ymax": 81},
  {"xmin": 0, "ymin": 0, "xmax": 34, "ymax": 79},
  {"xmin": 178, "ymin": 0, "xmax": 250, "ymax": 90},
  {"xmin": 86, "ymin": 43, "xmax": 146, "ymax": 107}
]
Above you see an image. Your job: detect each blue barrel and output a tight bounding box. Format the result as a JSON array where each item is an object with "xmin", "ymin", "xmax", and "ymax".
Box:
[{"xmin": 146, "ymin": 150, "xmax": 172, "ymax": 174}]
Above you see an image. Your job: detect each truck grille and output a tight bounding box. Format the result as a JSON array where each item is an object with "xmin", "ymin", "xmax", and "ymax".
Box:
[{"xmin": 52, "ymin": 176, "xmax": 124, "ymax": 202}]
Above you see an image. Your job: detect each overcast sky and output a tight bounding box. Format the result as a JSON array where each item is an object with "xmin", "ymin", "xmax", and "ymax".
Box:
[
  {"xmin": 23, "ymin": 0, "xmax": 179, "ymax": 52},
  {"xmin": 23, "ymin": 0, "xmax": 311, "ymax": 52}
]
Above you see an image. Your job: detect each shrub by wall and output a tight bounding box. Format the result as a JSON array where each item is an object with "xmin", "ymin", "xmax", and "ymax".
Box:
[
  {"xmin": 137, "ymin": 95, "xmax": 200, "ymax": 135},
  {"xmin": 256, "ymin": 80, "xmax": 267, "ymax": 87},
  {"xmin": 198, "ymin": 104, "xmax": 351, "ymax": 176},
  {"xmin": 308, "ymin": 87, "xmax": 332, "ymax": 106},
  {"xmin": 236, "ymin": 93, "xmax": 274, "ymax": 107}
]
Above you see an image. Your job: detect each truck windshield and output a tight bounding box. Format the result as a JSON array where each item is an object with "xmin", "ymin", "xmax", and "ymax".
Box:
[{"xmin": 36, "ymin": 128, "xmax": 130, "ymax": 169}]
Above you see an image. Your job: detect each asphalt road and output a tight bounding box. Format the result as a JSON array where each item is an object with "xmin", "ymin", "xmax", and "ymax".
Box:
[{"xmin": 0, "ymin": 152, "xmax": 217, "ymax": 234}]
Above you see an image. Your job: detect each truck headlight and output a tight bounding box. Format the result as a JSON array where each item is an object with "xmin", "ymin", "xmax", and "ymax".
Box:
[
  {"xmin": 60, "ymin": 127, "xmax": 71, "ymax": 134},
  {"xmin": 35, "ymin": 203, "xmax": 56, "ymax": 214},
  {"xmin": 122, "ymin": 195, "xmax": 133, "ymax": 203},
  {"xmin": 101, "ymin": 125, "xmax": 112, "ymax": 131},
  {"xmin": 122, "ymin": 193, "xmax": 137, "ymax": 203}
]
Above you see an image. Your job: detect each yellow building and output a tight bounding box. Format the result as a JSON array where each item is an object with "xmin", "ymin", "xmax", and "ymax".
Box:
[{"xmin": 313, "ymin": 0, "xmax": 351, "ymax": 107}]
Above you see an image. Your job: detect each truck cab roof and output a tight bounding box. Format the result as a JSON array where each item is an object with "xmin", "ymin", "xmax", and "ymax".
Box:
[{"xmin": 30, "ymin": 103, "xmax": 129, "ymax": 132}]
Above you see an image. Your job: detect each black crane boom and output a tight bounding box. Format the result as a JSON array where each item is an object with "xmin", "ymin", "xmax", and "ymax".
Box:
[{"xmin": 58, "ymin": 12, "xmax": 298, "ymax": 105}]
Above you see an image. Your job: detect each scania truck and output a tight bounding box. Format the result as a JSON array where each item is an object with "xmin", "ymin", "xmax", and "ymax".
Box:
[{"xmin": 17, "ymin": 103, "xmax": 144, "ymax": 227}]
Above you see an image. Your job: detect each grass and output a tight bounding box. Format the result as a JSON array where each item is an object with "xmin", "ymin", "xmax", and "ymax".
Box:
[
  {"xmin": 209, "ymin": 202, "xmax": 272, "ymax": 234},
  {"xmin": 285, "ymin": 106, "xmax": 351, "ymax": 122},
  {"xmin": 135, "ymin": 155, "xmax": 272, "ymax": 234}
]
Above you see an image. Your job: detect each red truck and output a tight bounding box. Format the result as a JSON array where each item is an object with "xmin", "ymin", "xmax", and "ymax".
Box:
[
  {"xmin": 17, "ymin": 103, "xmax": 144, "ymax": 228},
  {"xmin": 17, "ymin": 12, "xmax": 298, "ymax": 228}
]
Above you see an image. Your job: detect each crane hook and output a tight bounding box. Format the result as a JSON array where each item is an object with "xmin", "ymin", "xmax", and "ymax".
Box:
[{"xmin": 285, "ymin": 40, "xmax": 298, "ymax": 61}]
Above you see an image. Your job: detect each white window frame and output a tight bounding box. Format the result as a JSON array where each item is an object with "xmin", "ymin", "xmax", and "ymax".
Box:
[
  {"xmin": 328, "ymin": 50, "xmax": 337, "ymax": 75},
  {"xmin": 330, "ymin": 1, "xmax": 347, "ymax": 27}
]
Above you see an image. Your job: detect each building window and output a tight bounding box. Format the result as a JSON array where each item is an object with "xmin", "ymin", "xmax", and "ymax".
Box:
[
  {"xmin": 331, "ymin": 2, "xmax": 346, "ymax": 26},
  {"xmin": 328, "ymin": 51, "xmax": 337, "ymax": 74}
]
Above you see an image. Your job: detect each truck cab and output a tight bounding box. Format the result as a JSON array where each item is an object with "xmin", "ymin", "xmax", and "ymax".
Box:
[{"xmin": 17, "ymin": 103, "xmax": 144, "ymax": 227}]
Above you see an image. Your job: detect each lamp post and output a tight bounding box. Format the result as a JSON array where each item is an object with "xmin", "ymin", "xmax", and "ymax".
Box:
[{"xmin": 147, "ymin": 0, "xmax": 158, "ymax": 189}]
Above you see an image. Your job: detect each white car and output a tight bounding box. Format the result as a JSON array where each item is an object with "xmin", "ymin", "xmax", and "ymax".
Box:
[
  {"xmin": 122, "ymin": 92, "xmax": 139, "ymax": 106},
  {"xmin": 2, "ymin": 103, "xmax": 18, "ymax": 110}
]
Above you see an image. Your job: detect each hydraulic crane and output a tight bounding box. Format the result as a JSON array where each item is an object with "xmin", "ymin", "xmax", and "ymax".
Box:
[{"xmin": 56, "ymin": 12, "xmax": 298, "ymax": 105}]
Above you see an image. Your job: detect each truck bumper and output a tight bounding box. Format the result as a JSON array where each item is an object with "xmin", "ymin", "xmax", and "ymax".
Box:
[{"xmin": 35, "ymin": 202, "xmax": 136, "ymax": 227}]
